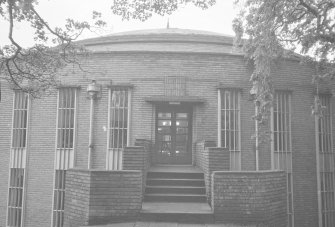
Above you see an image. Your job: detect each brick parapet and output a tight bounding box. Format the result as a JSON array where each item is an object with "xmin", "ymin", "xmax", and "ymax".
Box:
[
  {"xmin": 212, "ymin": 170, "xmax": 287, "ymax": 226},
  {"xmin": 195, "ymin": 141, "xmax": 229, "ymax": 201},
  {"xmin": 123, "ymin": 139, "xmax": 152, "ymax": 194},
  {"xmin": 64, "ymin": 169, "xmax": 142, "ymax": 226}
]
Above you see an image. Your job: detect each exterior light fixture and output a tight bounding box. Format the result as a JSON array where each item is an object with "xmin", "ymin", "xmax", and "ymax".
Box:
[
  {"xmin": 86, "ymin": 79, "xmax": 101, "ymax": 169},
  {"xmin": 87, "ymin": 80, "xmax": 101, "ymax": 99}
]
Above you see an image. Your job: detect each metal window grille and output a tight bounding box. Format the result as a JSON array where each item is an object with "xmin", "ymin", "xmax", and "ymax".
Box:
[
  {"xmin": 271, "ymin": 92, "xmax": 294, "ymax": 227},
  {"xmin": 107, "ymin": 88, "xmax": 130, "ymax": 170},
  {"xmin": 317, "ymin": 95, "xmax": 335, "ymax": 227},
  {"xmin": 8, "ymin": 168, "xmax": 25, "ymax": 227},
  {"xmin": 52, "ymin": 88, "xmax": 77, "ymax": 227},
  {"xmin": 219, "ymin": 89, "xmax": 241, "ymax": 170},
  {"xmin": 164, "ymin": 76, "xmax": 186, "ymax": 96},
  {"xmin": 7, "ymin": 91, "xmax": 29, "ymax": 227}
]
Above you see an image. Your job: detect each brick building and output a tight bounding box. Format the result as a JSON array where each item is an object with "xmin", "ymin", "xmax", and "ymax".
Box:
[{"xmin": 0, "ymin": 28, "xmax": 334, "ymax": 227}]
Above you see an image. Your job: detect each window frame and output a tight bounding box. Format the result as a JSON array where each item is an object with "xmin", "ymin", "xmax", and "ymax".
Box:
[
  {"xmin": 51, "ymin": 87, "xmax": 77, "ymax": 227},
  {"xmin": 271, "ymin": 91, "xmax": 294, "ymax": 227},
  {"xmin": 106, "ymin": 87, "xmax": 131, "ymax": 170},
  {"xmin": 315, "ymin": 94, "xmax": 335, "ymax": 227},
  {"xmin": 6, "ymin": 91, "xmax": 30, "ymax": 227},
  {"xmin": 218, "ymin": 88, "xmax": 241, "ymax": 171}
]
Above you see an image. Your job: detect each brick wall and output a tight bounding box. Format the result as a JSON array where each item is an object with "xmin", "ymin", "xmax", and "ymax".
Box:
[
  {"xmin": 212, "ymin": 171, "xmax": 287, "ymax": 226},
  {"xmin": 0, "ymin": 33, "xmax": 332, "ymax": 226},
  {"xmin": 123, "ymin": 146, "xmax": 149, "ymax": 171},
  {"xmin": 0, "ymin": 85, "xmax": 13, "ymax": 225},
  {"xmin": 64, "ymin": 169, "xmax": 142, "ymax": 226},
  {"xmin": 123, "ymin": 141, "xmax": 151, "ymax": 193},
  {"xmin": 195, "ymin": 141, "xmax": 229, "ymax": 201}
]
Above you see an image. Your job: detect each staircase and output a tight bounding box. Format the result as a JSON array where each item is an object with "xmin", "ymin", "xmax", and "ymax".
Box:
[{"xmin": 141, "ymin": 166, "xmax": 213, "ymax": 223}]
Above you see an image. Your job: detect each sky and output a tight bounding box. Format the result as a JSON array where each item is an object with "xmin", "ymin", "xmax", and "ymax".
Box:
[{"xmin": 0, "ymin": 0, "xmax": 237, "ymax": 47}]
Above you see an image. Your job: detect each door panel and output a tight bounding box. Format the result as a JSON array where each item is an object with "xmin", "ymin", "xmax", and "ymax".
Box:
[{"xmin": 155, "ymin": 106, "xmax": 192, "ymax": 165}]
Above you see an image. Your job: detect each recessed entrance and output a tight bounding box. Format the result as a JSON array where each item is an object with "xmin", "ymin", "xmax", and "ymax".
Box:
[{"xmin": 154, "ymin": 105, "xmax": 192, "ymax": 165}]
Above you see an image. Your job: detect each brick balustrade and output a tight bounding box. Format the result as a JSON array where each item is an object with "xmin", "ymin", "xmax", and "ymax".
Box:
[
  {"xmin": 64, "ymin": 169, "xmax": 142, "ymax": 226},
  {"xmin": 123, "ymin": 146, "xmax": 149, "ymax": 171},
  {"xmin": 212, "ymin": 170, "xmax": 287, "ymax": 226},
  {"xmin": 195, "ymin": 141, "xmax": 230, "ymax": 201}
]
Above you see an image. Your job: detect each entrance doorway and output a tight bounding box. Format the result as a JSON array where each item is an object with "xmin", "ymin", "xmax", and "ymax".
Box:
[{"xmin": 154, "ymin": 105, "xmax": 192, "ymax": 165}]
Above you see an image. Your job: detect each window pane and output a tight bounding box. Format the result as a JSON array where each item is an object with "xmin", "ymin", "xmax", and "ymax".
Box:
[
  {"xmin": 108, "ymin": 88, "xmax": 129, "ymax": 170},
  {"xmin": 7, "ymin": 168, "xmax": 24, "ymax": 227},
  {"xmin": 272, "ymin": 92, "xmax": 293, "ymax": 226},
  {"xmin": 221, "ymin": 90, "xmax": 240, "ymax": 151}
]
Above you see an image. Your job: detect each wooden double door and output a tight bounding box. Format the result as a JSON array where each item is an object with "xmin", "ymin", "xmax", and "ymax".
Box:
[{"xmin": 155, "ymin": 105, "xmax": 192, "ymax": 165}]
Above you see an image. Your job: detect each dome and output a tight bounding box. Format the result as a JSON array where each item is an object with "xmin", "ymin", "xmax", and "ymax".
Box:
[{"xmin": 75, "ymin": 28, "xmax": 241, "ymax": 55}]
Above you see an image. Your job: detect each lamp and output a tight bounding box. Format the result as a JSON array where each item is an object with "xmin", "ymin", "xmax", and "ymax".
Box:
[
  {"xmin": 87, "ymin": 80, "xmax": 101, "ymax": 99},
  {"xmin": 86, "ymin": 79, "xmax": 100, "ymax": 169}
]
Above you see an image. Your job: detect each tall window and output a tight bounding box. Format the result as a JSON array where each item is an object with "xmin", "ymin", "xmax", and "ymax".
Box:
[
  {"xmin": 219, "ymin": 89, "xmax": 241, "ymax": 170},
  {"xmin": 271, "ymin": 91, "xmax": 294, "ymax": 227},
  {"xmin": 317, "ymin": 95, "xmax": 335, "ymax": 227},
  {"xmin": 107, "ymin": 87, "xmax": 130, "ymax": 170},
  {"xmin": 7, "ymin": 91, "xmax": 29, "ymax": 227},
  {"xmin": 52, "ymin": 88, "xmax": 77, "ymax": 227}
]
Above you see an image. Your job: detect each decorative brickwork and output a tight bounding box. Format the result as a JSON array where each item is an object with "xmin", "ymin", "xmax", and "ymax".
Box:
[
  {"xmin": 195, "ymin": 141, "xmax": 229, "ymax": 201},
  {"xmin": 212, "ymin": 171, "xmax": 287, "ymax": 226},
  {"xmin": 64, "ymin": 169, "xmax": 142, "ymax": 226}
]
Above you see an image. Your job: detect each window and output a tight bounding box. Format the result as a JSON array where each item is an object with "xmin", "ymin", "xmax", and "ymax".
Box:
[
  {"xmin": 164, "ymin": 76, "xmax": 186, "ymax": 96},
  {"xmin": 52, "ymin": 170, "xmax": 66, "ymax": 227},
  {"xmin": 52, "ymin": 88, "xmax": 77, "ymax": 227},
  {"xmin": 7, "ymin": 91, "xmax": 29, "ymax": 227},
  {"xmin": 218, "ymin": 89, "xmax": 241, "ymax": 170},
  {"xmin": 271, "ymin": 91, "xmax": 294, "ymax": 227},
  {"xmin": 107, "ymin": 87, "xmax": 130, "ymax": 170},
  {"xmin": 317, "ymin": 95, "xmax": 335, "ymax": 227}
]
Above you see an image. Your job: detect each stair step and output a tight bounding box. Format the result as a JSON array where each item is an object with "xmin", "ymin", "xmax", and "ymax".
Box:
[
  {"xmin": 147, "ymin": 171, "xmax": 204, "ymax": 179},
  {"xmin": 145, "ymin": 186, "xmax": 206, "ymax": 194},
  {"xmin": 140, "ymin": 202, "xmax": 213, "ymax": 223},
  {"xmin": 144, "ymin": 193, "xmax": 207, "ymax": 202},
  {"xmin": 140, "ymin": 212, "xmax": 214, "ymax": 223},
  {"xmin": 147, "ymin": 178, "xmax": 205, "ymax": 187}
]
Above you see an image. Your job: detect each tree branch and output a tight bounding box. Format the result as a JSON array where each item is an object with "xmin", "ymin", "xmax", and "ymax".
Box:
[
  {"xmin": 30, "ymin": 5, "xmax": 72, "ymax": 42},
  {"xmin": 298, "ymin": 0, "xmax": 319, "ymax": 17}
]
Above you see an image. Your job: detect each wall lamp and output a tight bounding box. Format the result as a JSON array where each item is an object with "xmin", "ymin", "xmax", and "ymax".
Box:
[
  {"xmin": 87, "ymin": 80, "xmax": 101, "ymax": 99},
  {"xmin": 86, "ymin": 79, "xmax": 101, "ymax": 169}
]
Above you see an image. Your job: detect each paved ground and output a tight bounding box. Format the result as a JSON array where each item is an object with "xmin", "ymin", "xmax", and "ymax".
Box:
[{"xmin": 89, "ymin": 223, "xmax": 255, "ymax": 227}]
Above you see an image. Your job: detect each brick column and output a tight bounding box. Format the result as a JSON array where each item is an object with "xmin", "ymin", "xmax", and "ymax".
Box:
[
  {"xmin": 194, "ymin": 141, "xmax": 229, "ymax": 202},
  {"xmin": 123, "ymin": 146, "xmax": 149, "ymax": 171}
]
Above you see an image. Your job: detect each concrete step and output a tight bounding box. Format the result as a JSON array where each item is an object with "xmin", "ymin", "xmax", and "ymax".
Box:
[
  {"xmin": 140, "ymin": 202, "xmax": 214, "ymax": 223},
  {"xmin": 145, "ymin": 185, "xmax": 206, "ymax": 194},
  {"xmin": 146, "ymin": 178, "xmax": 205, "ymax": 187},
  {"xmin": 147, "ymin": 171, "xmax": 204, "ymax": 179},
  {"xmin": 144, "ymin": 193, "xmax": 207, "ymax": 202}
]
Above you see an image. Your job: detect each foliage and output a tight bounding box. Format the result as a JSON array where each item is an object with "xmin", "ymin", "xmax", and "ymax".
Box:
[
  {"xmin": 233, "ymin": 0, "xmax": 335, "ymax": 126},
  {"xmin": 0, "ymin": 0, "xmax": 106, "ymax": 97},
  {"xmin": 0, "ymin": 0, "xmax": 215, "ymax": 97},
  {"xmin": 111, "ymin": 0, "xmax": 216, "ymax": 21}
]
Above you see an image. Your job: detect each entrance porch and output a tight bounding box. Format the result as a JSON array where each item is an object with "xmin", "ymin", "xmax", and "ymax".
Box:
[
  {"xmin": 64, "ymin": 141, "xmax": 287, "ymax": 226},
  {"xmin": 141, "ymin": 165, "xmax": 213, "ymax": 223}
]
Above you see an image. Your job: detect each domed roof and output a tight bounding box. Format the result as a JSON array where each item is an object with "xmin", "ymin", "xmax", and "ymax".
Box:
[
  {"xmin": 106, "ymin": 28, "xmax": 224, "ymax": 36},
  {"xmin": 76, "ymin": 28, "xmax": 241, "ymax": 55}
]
